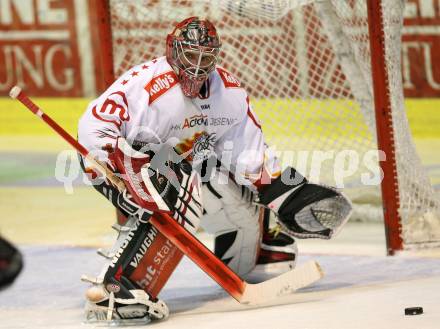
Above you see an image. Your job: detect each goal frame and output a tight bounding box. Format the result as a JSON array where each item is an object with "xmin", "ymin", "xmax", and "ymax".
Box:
[
  {"xmin": 91, "ymin": 0, "xmax": 405, "ymax": 255},
  {"xmin": 367, "ymin": 0, "xmax": 403, "ymax": 255}
]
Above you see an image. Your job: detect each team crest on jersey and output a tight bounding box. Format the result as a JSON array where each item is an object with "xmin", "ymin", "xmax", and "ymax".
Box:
[
  {"xmin": 92, "ymin": 91, "xmax": 130, "ymax": 128},
  {"xmin": 175, "ymin": 132, "xmax": 216, "ymax": 162},
  {"xmin": 192, "ymin": 132, "xmax": 216, "ymax": 161},
  {"xmin": 144, "ymin": 71, "xmax": 178, "ymax": 105},
  {"xmin": 217, "ymin": 67, "xmax": 241, "ymax": 88}
]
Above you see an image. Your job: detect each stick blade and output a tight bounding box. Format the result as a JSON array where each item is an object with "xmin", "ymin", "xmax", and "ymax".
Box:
[
  {"xmin": 239, "ymin": 260, "xmax": 324, "ymax": 305},
  {"xmin": 9, "ymin": 86, "xmax": 22, "ymax": 99}
]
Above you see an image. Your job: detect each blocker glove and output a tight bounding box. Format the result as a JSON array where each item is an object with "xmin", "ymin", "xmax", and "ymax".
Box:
[{"xmin": 112, "ymin": 138, "xmax": 202, "ymax": 232}]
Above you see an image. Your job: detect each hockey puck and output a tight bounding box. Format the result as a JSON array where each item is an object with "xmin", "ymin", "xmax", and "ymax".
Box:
[{"xmin": 404, "ymin": 307, "xmax": 423, "ymax": 316}]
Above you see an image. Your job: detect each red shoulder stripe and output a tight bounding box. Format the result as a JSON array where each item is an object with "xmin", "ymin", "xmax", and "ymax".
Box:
[{"xmin": 246, "ymin": 96, "xmax": 261, "ymax": 129}]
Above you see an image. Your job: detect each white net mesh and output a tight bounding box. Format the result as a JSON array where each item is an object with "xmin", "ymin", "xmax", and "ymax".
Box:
[{"xmin": 108, "ymin": 0, "xmax": 440, "ymax": 249}]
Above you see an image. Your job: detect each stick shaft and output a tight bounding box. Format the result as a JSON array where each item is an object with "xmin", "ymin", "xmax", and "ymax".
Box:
[
  {"xmin": 12, "ymin": 87, "xmax": 125, "ymax": 190},
  {"xmin": 151, "ymin": 213, "xmax": 245, "ymax": 300},
  {"xmin": 10, "ymin": 86, "xmax": 246, "ymax": 301},
  {"xmin": 15, "ymin": 88, "xmax": 89, "ymax": 156}
]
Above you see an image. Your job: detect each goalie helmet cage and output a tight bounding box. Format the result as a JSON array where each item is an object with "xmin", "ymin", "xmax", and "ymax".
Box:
[{"xmin": 93, "ymin": 0, "xmax": 440, "ymax": 255}]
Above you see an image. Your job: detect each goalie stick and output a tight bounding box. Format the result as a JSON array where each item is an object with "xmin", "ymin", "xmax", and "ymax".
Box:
[{"xmin": 9, "ymin": 85, "xmax": 323, "ymax": 304}]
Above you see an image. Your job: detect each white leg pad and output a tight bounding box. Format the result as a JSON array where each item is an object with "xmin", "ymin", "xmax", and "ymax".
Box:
[{"xmin": 201, "ymin": 174, "xmax": 262, "ymax": 276}]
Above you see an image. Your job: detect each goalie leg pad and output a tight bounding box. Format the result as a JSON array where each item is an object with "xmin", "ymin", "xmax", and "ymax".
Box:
[
  {"xmin": 201, "ymin": 171, "xmax": 261, "ymax": 277},
  {"xmin": 258, "ymin": 225, "xmax": 298, "ymax": 268},
  {"xmin": 82, "ymin": 216, "xmax": 171, "ymax": 323},
  {"xmin": 202, "ymin": 176, "xmax": 299, "ymax": 281},
  {"xmin": 247, "ymin": 209, "xmax": 298, "ymax": 281},
  {"xmin": 81, "ymin": 139, "xmax": 205, "ymax": 323}
]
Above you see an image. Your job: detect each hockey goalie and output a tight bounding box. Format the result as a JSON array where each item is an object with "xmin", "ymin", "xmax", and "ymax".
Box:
[{"xmin": 78, "ymin": 17, "xmax": 352, "ymax": 323}]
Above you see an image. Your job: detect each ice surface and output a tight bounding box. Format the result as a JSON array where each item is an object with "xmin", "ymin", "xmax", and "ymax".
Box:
[{"xmin": 1, "ymin": 237, "xmax": 440, "ymax": 329}]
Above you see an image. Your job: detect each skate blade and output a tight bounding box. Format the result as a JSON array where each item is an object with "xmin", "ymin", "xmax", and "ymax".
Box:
[{"xmin": 83, "ymin": 317, "xmax": 151, "ymax": 327}]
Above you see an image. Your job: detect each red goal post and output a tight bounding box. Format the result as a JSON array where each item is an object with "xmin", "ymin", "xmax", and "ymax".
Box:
[
  {"xmin": 367, "ymin": 0, "xmax": 403, "ymax": 254},
  {"xmin": 92, "ymin": 0, "xmax": 440, "ymax": 255}
]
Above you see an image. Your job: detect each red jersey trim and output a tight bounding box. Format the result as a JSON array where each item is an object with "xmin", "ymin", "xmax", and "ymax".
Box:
[
  {"xmin": 246, "ymin": 96, "xmax": 261, "ymax": 130},
  {"xmin": 217, "ymin": 67, "xmax": 241, "ymax": 88}
]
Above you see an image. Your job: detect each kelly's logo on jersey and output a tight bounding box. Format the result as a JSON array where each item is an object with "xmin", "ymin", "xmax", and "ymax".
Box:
[
  {"xmin": 144, "ymin": 71, "xmax": 178, "ymax": 105},
  {"xmin": 183, "ymin": 114, "xmax": 208, "ymax": 129},
  {"xmin": 217, "ymin": 67, "xmax": 241, "ymax": 88}
]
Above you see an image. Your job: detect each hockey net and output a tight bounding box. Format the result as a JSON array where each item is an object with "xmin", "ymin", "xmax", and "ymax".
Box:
[{"xmin": 105, "ymin": 0, "xmax": 440, "ymax": 252}]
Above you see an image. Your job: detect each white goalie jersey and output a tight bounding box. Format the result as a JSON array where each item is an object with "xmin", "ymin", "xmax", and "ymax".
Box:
[{"xmin": 78, "ymin": 56, "xmax": 280, "ymax": 186}]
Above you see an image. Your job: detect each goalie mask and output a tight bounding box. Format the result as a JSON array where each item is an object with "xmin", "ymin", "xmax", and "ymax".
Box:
[{"xmin": 166, "ymin": 17, "xmax": 221, "ymax": 98}]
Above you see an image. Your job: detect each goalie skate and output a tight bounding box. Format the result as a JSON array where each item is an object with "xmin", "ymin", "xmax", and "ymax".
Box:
[
  {"xmin": 83, "ymin": 282, "xmax": 169, "ymax": 325},
  {"xmin": 256, "ymin": 225, "xmax": 297, "ymax": 274}
]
